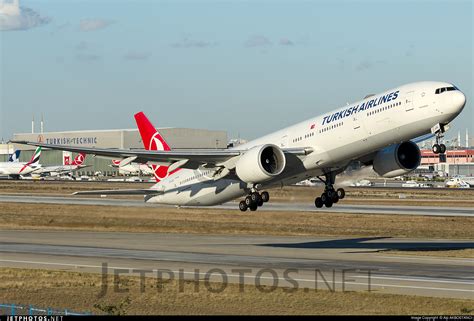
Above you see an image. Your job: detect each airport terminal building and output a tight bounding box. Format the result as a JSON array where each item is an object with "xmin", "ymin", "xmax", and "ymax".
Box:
[{"xmin": 2, "ymin": 128, "xmax": 228, "ymax": 176}]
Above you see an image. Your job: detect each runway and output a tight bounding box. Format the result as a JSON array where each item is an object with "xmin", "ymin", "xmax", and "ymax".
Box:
[
  {"xmin": 0, "ymin": 230, "xmax": 472, "ymax": 299},
  {"xmin": 0, "ymin": 194, "xmax": 472, "ymax": 216}
]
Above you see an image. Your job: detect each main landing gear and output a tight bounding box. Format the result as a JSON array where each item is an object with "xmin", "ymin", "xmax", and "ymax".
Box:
[
  {"xmin": 431, "ymin": 123, "xmax": 447, "ymax": 154},
  {"xmin": 314, "ymin": 173, "xmax": 345, "ymax": 208},
  {"xmin": 239, "ymin": 190, "xmax": 270, "ymax": 212}
]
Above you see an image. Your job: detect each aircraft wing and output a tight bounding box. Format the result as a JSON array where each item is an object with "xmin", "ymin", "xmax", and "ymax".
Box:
[
  {"xmin": 411, "ymin": 133, "xmax": 435, "ymax": 144},
  {"xmin": 10, "ymin": 141, "xmax": 313, "ymax": 170},
  {"xmin": 73, "ymin": 189, "xmax": 163, "ymax": 196}
]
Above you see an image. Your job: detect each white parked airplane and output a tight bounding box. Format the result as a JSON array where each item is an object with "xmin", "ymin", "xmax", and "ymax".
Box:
[
  {"xmin": 109, "ymin": 159, "xmax": 154, "ymax": 176},
  {"xmin": 0, "ymin": 147, "xmax": 42, "ymax": 179},
  {"xmin": 12, "ymin": 81, "xmax": 466, "ymax": 210},
  {"xmin": 33, "ymin": 153, "xmax": 88, "ymax": 177}
]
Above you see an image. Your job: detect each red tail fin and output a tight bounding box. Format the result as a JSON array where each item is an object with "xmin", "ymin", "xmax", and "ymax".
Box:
[
  {"xmin": 72, "ymin": 153, "xmax": 86, "ymax": 165},
  {"xmin": 134, "ymin": 112, "xmax": 177, "ymax": 182},
  {"xmin": 134, "ymin": 112, "xmax": 171, "ymax": 151}
]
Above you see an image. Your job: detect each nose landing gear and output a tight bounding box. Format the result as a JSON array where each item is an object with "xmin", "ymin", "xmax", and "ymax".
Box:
[
  {"xmin": 432, "ymin": 142, "xmax": 446, "ymax": 154},
  {"xmin": 239, "ymin": 190, "xmax": 270, "ymax": 212},
  {"xmin": 431, "ymin": 123, "xmax": 447, "ymax": 154}
]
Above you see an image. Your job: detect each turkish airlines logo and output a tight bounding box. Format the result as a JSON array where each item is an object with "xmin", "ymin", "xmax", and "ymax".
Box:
[
  {"xmin": 149, "ymin": 133, "xmax": 165, "ymax": 151},
  {"xmin": 75, "ymin": 154, "xmax": 85, "ymax": 165},
  {"xmin": 153, "ymin": 165, "xmax": 169, "ymax": 181}
]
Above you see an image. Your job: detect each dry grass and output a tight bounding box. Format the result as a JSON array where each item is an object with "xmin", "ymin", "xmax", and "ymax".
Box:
[
  {"xmin": 0, "ymin": 202, "xmax": 472, "ymax": 239},
  {"xmin": 1, "ymin": 267, "xmax": 472, "ymax": 315},
  {"xmin": 1, "ymin": 181, "xmax": 473, "ymax": 199}
]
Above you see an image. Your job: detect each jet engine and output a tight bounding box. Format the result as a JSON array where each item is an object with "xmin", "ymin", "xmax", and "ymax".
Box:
[
  {"xmin": 235, "ymin": 144, "xmax": 286, "ymax": 184},
  {"xmin": 373, "ymin": 141, "xmax": 421, "ymax": 178}
]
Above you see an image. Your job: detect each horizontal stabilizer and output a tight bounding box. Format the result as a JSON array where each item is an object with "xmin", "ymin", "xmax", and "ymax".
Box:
[{"xmin": 73, "ymin": 189, "xmax": 162, "ymax": 196}]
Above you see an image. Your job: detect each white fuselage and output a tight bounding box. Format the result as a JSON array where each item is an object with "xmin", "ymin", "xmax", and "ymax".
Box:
[
  {"xmin": 0, "ymin": 162, "xmax": 39, "ymax": 176},
  {"xmin": 146, "ymin": 81, "xmax": 466, "ymax": 206},
  {"xmin": 116, "ymin": 164, "xmax": 154, "ymax": 176},
  {"xmin": 34, "ymin": 164, "xmax": 83, "ymax": 177}
]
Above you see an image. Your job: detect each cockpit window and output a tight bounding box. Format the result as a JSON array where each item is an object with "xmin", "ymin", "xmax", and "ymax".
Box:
[{"xmin": 435, "ymin": 86, "xmax": 457, "ymax": 94}]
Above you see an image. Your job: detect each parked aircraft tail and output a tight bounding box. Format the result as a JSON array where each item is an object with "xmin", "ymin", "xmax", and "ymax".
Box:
[
  {"xmin": 72, "ymin": 153, "xmax": 86, "ymax": 166},
  {"xmin": 8, "ymin": 150, "xmax": 21, "ymax": 162}
]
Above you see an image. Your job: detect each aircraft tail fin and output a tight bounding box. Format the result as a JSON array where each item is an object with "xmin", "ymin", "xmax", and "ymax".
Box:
[
  {"xmin": 8, "ymin": 150, "xmax": 21, "ymax": 162},
  {"xmin": 134, "ymin": 112, "xmax": 175, "ymax": 182},
  {"xmin": 134, "ymin": 112, "xmax": 171, "ymax": 151},
  {"xmin": 27, "ymin": 147, "xmax": 41, "ymax": 166},
  {"xmin": 72, "ymin": 153, "xmax": 86, "ymax": 165},
  {"xmin": 19, "ymin": 147, "xmax": 41, "ymax": 174}
]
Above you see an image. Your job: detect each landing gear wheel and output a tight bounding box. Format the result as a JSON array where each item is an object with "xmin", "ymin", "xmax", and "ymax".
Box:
[
  {"xmin": 320, "ymin": 193, "xmax": 328, "ymax": 203},
  {"xmin": 250, "ymin": 192, "xmax": 261, "ymax": 203},
  {"xmin": 239, "ymin": 201, "xmax": 248, "ymax": 212},
  {"xmin": 245, "ymin": 196, "xmax": 253, "ymax": 206},
  {"xmin": 336, "ymin": 188, "xmax": 345, "ymax": 199},
  {"xmin": 249, "ymin": 204, "xmax": 258, "ymax": 211},
  {"xmin": 257, "ymin": 198, "xmax": 264, "ymax": 207},
  {"xmin": 324, "ymin": 199, "xmax": 333, "ymax": 208},
  {"xmin": 261, "ymin": 191, "xmax": 270, "ymax": 203},
  {"xmin": 439, "ymin": 144, "xmax": 446, "ymax": 154},
  {"xmin": 326, "ymin": 189, "xmax": 336, "ymax": 199},
  {"xmin": 432, "ymin": 144, "xmax": 441, "ymax": 154},
  {"xmin": 315, "ymin": 197, "xmax": 323, "ymax": 208},
  {"xmin": 332, "ymin": 195, "xmax": 339, "ymax": 203}
]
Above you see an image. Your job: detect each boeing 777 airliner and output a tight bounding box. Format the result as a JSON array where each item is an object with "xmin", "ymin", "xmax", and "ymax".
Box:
[{"xmin": 12, "ymin": 81, "xmax": 466, "ymax": 210}]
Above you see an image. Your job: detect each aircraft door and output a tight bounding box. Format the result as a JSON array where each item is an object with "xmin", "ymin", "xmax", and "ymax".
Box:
[
  {"xmin": 405, "ymin": 90, "xmax": 415, "ymax": 112},
  {"xmin": 280, "ymin": 134, "xmax": 289, "ymax": 148}
]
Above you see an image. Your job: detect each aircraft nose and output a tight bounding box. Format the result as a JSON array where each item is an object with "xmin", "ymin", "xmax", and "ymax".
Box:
[{"xmin": 452, "ymin": 90, "xmax": 466, "ymax": 112}]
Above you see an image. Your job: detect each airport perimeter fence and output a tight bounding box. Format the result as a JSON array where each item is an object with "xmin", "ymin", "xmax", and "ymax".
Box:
[{"xmin": 0, "ymin": 303, "xmax": 91, "ymax": 316}]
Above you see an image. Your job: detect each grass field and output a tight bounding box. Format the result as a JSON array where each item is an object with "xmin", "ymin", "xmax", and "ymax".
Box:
[
  {"xmin": 1, "ymin": 267, "xmax": 472, "ymax": 315},
  {"xmin": 1, "ymin": 202, "xmax": 473, "ymax": 240},
  {"xmin": 1, "ymin": 181, "xmax": 473, "ymax": 207}
]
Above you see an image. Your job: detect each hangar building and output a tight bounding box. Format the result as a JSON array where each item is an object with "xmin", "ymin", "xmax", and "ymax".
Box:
[{"xmin": 3, "ymin": 128, "xmax": 228, "ymax": 176}]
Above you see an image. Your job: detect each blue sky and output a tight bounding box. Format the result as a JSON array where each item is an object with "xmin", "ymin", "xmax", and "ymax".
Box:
[{"xmin": 0, "ymin": 0, "xmax": 472, "ymax": 141}]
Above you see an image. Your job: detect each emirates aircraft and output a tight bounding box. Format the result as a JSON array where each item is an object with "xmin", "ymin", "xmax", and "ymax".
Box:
[
  {"xmin": 12, "ymin": 81, "xmax": 466, "ymax": 210},
  {"xmin": 0, "ymin": 147, "xmax": 42, "ymax": 179}
]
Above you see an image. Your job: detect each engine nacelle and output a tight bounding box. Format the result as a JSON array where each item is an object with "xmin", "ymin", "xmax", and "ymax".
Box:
[
  {"xmin": 373, "ymin": 141, "xmax": 421, "ymax": 178},
  {"xmin": 235, "ymin": 144, "xmax": 286, "ymax": 184}
]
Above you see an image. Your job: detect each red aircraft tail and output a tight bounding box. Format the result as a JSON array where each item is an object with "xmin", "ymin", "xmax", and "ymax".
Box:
[{"xmin": 134, "ymin": 112, "xmax": 177, "ymax": 182}]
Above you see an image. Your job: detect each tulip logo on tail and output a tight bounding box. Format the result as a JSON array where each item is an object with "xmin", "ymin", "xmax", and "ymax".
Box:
[
  {"xmin": 19, "ymin": 147, "xmax": 41, "ymax": 173},
  {"xmin": 148, "ymin": 132, "xmax": 173, "ymax": 181},
  {"xmin": 134, "ymin": 112, "xmax": 179, "ymax": 182},
  {"xmin": 72, "ymin": 153, "xmax": 86, "ymax": 166}
]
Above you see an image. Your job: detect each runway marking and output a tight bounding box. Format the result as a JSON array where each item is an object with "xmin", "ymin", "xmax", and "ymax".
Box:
[
  {"xmin": 1, "ymin": 259, "xmax": 472, "ymax": 293},
  {"xmin": 354, "ymin": 275, "xmax": 474, "ymax": 285},
  {"xmin": 379, "ymin": 255, "xmax": 474, "ymax": 264}
]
